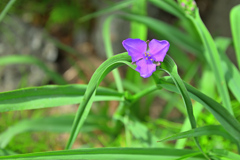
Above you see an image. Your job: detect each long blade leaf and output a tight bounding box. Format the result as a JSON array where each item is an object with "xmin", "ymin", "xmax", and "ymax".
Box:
[
  {"xmin": 0, "ymin": 85, "xmax": 123, "ymax": 112},
  {"xmin": 154, "ymin": 55, "xmax": 207, "ymax": 158},
  {"xmin": 159, "ymin": 125, "xmax": 237, "ymax": 143},
  {"xmin": 65, "ymin": 52, "xmax": 132, "ymax": 149},
  {"xmin": 215, "ymin": 37, "xmax": 240, "ymax": 103},
  {"xmin": 157, "ymin": 76, "xmax": 240, "ymax": 143},
  {"xmin": 191, "ymin": 11, "xmax": 233, "ymax": 114},
  {"xmin": 230, "ymin": 4, "xmax": 240, "ymax": 69},
  {"xmin": 0, "ymin": 147, "xmax": 205, "ymax": 160}
]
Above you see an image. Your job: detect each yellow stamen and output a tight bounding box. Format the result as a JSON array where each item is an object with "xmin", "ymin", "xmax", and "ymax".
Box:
[
  {"xmin": 146, "ymin": 58, "xmax": 148, "ymax": 60},
  {"xmin": 151, "ymin": 59, "xmax": 153, "ymax": 61},
  {"xmin": 148, "ymin": 55, "xmax": 150, "ymax": 56}
]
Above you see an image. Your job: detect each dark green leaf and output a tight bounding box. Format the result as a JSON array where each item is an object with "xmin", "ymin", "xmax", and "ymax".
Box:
[{"xmin": 0, "ymin": 147, "xmax": 205, "ymax": 160}]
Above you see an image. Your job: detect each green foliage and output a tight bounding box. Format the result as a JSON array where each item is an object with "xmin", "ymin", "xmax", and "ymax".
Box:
[
  {"xmin": 48, "ymin": 4, "xmax": 80, "ymax": 24},
  {"xmin": 0, "ymin": 0, "xmax": 240, "ymax": 159}
]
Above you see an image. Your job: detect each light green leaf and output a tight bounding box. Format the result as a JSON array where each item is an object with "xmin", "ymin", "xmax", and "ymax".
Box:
[
  {"xmin": 0, "ymin": 0, "xmax": 16, "ymax": 23},
  {"xmin": 230, "ymin": 4, "xmax": 240, "ymax": 69},
  {"xmin": 0, "ymin": 85, "xmax": 123, "ymax": 112},
  {"xmin": 159, "ymin": 125, "xmax": 237, "ymax": 144},
  {"xmin": 210, "ymin": 149, "xmax": 240, "ymax": 160},
  {"xmin": 215, "ymin": 37, "xmax": 240, "ymax": 103},
  {"xmin": 127, "ymin": 0, "xmax": 148, "ymax": 84},
  {"xmin": 103, "ymin": 15, "xmax": 124, "ymax": 92},
  {"xmin": 191, "ymin": 11, "xmax": 233, "ymax": 115},
  {"xmin": 130, "ymin": 0, "xmax": 147, "ymax": 40},
  {"xmin": 0, "ymin": 149, "xmax": 16, "ymax": 156}
]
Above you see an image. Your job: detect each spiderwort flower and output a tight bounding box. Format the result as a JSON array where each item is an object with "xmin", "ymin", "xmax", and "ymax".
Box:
[{"xmin": 122, "ymin": 38, "xmax": 170, "ymax": 78}]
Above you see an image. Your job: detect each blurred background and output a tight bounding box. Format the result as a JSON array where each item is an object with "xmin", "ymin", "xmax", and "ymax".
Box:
[{"xmin": 0, "ymin": 0, "xmax": 239, "ymax": 154}]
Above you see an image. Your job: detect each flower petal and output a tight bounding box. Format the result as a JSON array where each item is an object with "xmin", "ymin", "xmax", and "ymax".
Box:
[
  {"xmin": 135, "ymin": 59, "xmax": 156, "ymax": 78},
  {"xmin": 149, "ymin": 39, "xmax": 170, "ymax": 62},
  {"xmin": 122, "ymin": 38, "xmax": 147, "ymax": 62}
]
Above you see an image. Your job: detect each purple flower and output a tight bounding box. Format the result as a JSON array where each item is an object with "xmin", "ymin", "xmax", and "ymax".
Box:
[{"xmin": 122, "ymin": 38, "xmax": 170, "ymax": 78}]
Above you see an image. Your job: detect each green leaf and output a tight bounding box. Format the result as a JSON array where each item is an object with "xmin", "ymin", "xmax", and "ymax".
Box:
[
  {"xmin": 78, "ymin": 0, "xmax": 135, "ymax": 23},
  {"xmin": 210, "ymin": 149, "xmax": 240, "ymax": 160},
  {"xmin": 103, "ymin": 15, "xmax": 124, "ymax": 92},
  {"xmin": 230, "ymin": 4, "xmax": 240, "ymax": 69},
  {"xmin": 127, "ymin": 0, "xmax": 148, "ymax": 84},
  {"xmin": 65, "ymin": 52, "xmax": 132, "ymax": 149},
  {"xmin": 130, "ymin": 0, "xmax": 147, "ymax": 40},
  {"xmin": 119, "ymin": 13, "xmax": 202, "ymax": 56},
  {"xmin": 215, "ymin": 37, "xmax": 240, "ymax": 103},
  {"xmin": 175, "ymin": 68, "xmax": 216, "ymax": 149},
  {"xmin": 159, "ymin": 125, "xmax": 237, "ymax": 144},
  {"xmin": 0, "ymin": 55, "xmax": 67, "ymax": 85},
  {"xmin": 154, "ymin": 55, "xmax": 207, "ymax": 158},
  {"xmin": 0, "ymin": 147, "xmax": 205, "ymax": 160},
  {"xmin": 0, "ymin": 85, "xmax": 123, "ymax": 112},
  {"xmin": 0, "ymin": 149, "xmax": 16, "ymax": 156},
  {"xmin": 0, "ymin": 115, "xmax": 113, "ymax": 148},
  {"xmin": 148, "ymin": 0, "xmax": 185, "ymax": 19},
  {"xmin": 191, "ymin": 11, "xmax": 233, "ymax": 115},
  {"xmin": 124, "ymin": 114, "xmax": 164, "ymax": 147},
  {"xmin": 48, "ymin": 4, "xmax": 79, "ymax": 24},
  {"xmin": 157, "ymin": 76, "xmax": 240, "ymax": 143},
  {"xmin": 149, "ymin": 0, "xmax": 200, "ymax": 42},
  {"xmin": 0, "ymin": 0, "xmax": 16, "ymax": 23},
  {"xmin": 156, "ymin": 55, "xmax": 196, "ymax": 130}
]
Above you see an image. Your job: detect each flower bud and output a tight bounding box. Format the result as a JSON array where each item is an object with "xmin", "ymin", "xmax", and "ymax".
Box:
[{"xmin": 178, "ymin": 0, "xmax": 197, "ymax": 18}]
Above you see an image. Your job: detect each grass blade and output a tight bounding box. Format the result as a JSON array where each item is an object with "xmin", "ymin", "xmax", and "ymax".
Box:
[
  {"xmin": 78, "ymin": 0, "xmax": 135, "ymax": 23},
  {"xmin": 0, "ymin": 85, "xmax": 123, "ymax": 112},
  {"xmin": 230, "ymin": 4, "xmax": 240, "ymax": 69},
  {"xmin": 126, "ymin": 0, "xmax": 148, "ymax": 84},
  {"xmin": 191, "ymin": 11, "xmax": 233, "ymax": 115},
  {"xmin": 119, "ymin": 14, "xmax": 202, "ymax": 56},
  {"xmin": 0, "ymin": 0, "xmax": 16, "ymax": 23},
  {"xmin": 103, "ymin": 15, "xmax": 124, "ymax": 92},
  {"xmin": 157, "ymin": 76, "xmax": 240, "ymax": 143},
  {"xmin": 130, "ymin": 0, "xmax": 147, "ymax": 40},
  {"xmin": 176, "ymin": 68, "xmax": 216, "ymax": 149},
  {"xmin": 210, "ymin": 149, "xmax": 240, "ymax": 160},
  {"xmin": 0, "ymin": 147, "xmax": 205, "ymax": 160},
  {"xmin": 154, "ymin": 55, "xmax": 207, "ymax": 158},
  {"xmin": 0, "ymin": 55, "xmax": 67, "ymax": 85},
  {"xmin": 155, "ymin": 55, "xmax": 196, "ymax": 130},
  {"xmin": 0, "ymin": 115, "xmax": 113, "ymax": 148},
  {"xmin": 215, "ymin": 37, "xmax": 240, "ymax": 103},
  {"xmin": 65, "ymin": 52, "xmax": 132, "ymax": 149},
  {"xmin": 148, "ymin": 0, "xmax": 185, "ymax": 19},
  {"xmin": 149, "ymin": 0, "xmax": 200, "ymax": 42},
  {"xmin": 159, "ymin": 125, "xmax": 237, "ymax": 144}
]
